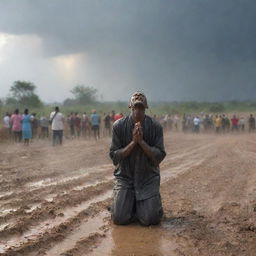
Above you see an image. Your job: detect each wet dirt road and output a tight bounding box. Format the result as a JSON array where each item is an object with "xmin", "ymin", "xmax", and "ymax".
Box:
[{"xmin": 0, "ymin": 132, "xmax": 256, "ymax": 256}]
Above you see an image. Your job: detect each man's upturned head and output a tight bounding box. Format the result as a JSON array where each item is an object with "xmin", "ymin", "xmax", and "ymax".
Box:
[
  {"xmin": 129, "ymin": 92, "xmax": 148, "ymax": 122},
  {"xmin": 129, "ymin": 92, "xmax": 148, "ymax": 109}
]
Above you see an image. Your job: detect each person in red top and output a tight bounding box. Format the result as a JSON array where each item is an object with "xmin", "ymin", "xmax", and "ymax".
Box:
[
  {"xmin": 231, "ymin": 114, "xmax": 239, "ymax": 132},
  {"xmin": 114, "ymin": 113, "xmax": 123, "ymax": 121},
  {"xmin": 11, "ymin": 109, "xmax": 22, "ymax": 142}
]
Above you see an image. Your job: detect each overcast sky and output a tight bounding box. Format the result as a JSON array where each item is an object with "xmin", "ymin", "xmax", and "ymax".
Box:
[{"xmin": 0, "ymin": 0, "xmax": 256, "ymax": 103}]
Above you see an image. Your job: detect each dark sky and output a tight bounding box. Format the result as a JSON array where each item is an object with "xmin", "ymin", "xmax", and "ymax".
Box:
[{"xmin": 0, "ymin": 0, "xmax": 256, "ymax": 102}]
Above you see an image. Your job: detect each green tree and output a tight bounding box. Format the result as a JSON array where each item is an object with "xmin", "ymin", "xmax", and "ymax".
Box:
[
  {"xmin": 70, "ymin": 85, "xmax": 98, "ymax": 104},
  {"xmin": 9, "ymin": 80, "xmax": 42, "ymax": 107}
]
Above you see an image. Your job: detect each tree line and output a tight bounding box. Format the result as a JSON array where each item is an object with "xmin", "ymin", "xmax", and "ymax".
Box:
[
  {"xmin": 0, "ymin": 81, "xmax": 99, "ymax": 108},
  {"xmin": 1, "ymin": 81, "xmax": 256, "ymax": 114}
]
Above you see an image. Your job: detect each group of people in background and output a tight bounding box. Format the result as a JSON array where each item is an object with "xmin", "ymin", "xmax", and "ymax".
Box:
[
  {"xmin": 2, "ymin": 109, "xmax": 256, "ymax": 146},
  {"xmin": 158, "ymin": 113, "xmax": 256, "ymax": 134},
  {"xmin": 3, "ymin": 108, "xmax": 37, "ymax": 145},
  {"xmin": 182, "ymin": 114, "xmax": 255, "ymax": 134},
  {"xmin": 2, "ymin": 107, "xmax": 124, "ymax": 146},
  {"xmin": 66, "ymin": 110, "xmax": 123, "ymax": 140}
]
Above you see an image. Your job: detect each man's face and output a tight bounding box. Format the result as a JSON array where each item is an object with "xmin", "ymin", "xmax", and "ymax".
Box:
[{"xmin": 131, "ymin": 104, "xmax": 145, "ymax": 122}]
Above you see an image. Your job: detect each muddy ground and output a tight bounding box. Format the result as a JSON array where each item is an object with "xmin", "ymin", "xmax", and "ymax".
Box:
[{"xmin": 0, "ymin": 132, "xmax": 256, "ymax": 256}]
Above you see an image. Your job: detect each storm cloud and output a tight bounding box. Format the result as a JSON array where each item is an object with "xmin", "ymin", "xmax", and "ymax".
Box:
[{"xmin": 0, "ymin": 0, "xmax": 256, "ymax": 102}]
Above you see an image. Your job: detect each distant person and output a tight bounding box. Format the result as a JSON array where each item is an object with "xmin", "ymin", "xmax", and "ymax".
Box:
[
  {"xmin": 50, "ymin": 106, "xmax": 64, "ymax": 146},
  {"xmin": 162, "ymin": 114, "xmax": 168, "ymax": 130},
  {"xmin": 248, "ymin": 114, "xmax": 255, "ymax": 132},
  {"xmin": 11, "ymin": 109, "xmax": 22, "ymax": 142},
  {"xmin": 224, "ymin": 115, "xmax": 230, "ymax": 132},
  {"xmin": 239, "ymin": 117, "xmax": 245, "ymax": 132},
  {"xmin": 231, "ymin": 115, "xmax": 239, "ymax": 132},
  {"xmin": 81, "ymin": 112, "xmax": 90, "ymax": 138},
  {"xmin": 104, "ymin": 112, "xmax": 112, "ymax": 137},
  {"xmin": 215, "ymin": 115, "xmax": 222, "ymax": 134},
  {"xmin": 186, "ymin": 114, "xmax": 193, "ymax": 132},
  {"xmin": 173, "ymin": 114, "xmax": 179, "ymax": 131},
  {"xmin": 193, "ymin": 116, "xmax": 200, "ymax": 133},
  {"xmin": 39, "ymin": 116, "xmax": 49, "ymax": 139},
  {"xmin": 91, "ymin": 110, "xmax": 100, "ymax": 140},
  {"xmin": 182, "ymin": 113, "xmax": 187, "ymax": 132},
  {"xmin": 114, "ymin": 113, "xmax": 123, "ymax": 121},
  {"xmin": 68, "ymin": 112, "xmax": 75, "ymax": 139},
  {"xmin": 22, "ymin": 109, "xmax": 32, "ymax": 146},
  {"xmin": 3, "ymin": 112, "xmax": 11, "ymax": 138},
  {"xmin": 221, "ymin": 114, "xmax": 226, "ymax": 133},
  {"xmin": 203, "ymin": 114, "xmax": 211, "ymax": 132},
  {"xmin": 31, "ymin": 113, "xmax": 39, "ymax": 139},
  {"xmin": 111, "ymin": 110, "xmax": 116, "ymax": 123},
  {"xmin": 74, "ymin": 112, "xmax": 81, "ymax": 137}
]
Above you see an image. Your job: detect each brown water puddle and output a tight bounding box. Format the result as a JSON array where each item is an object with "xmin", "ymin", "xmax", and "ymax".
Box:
[{"xmin": 88, "ymin": 223, "xmax": 178, "ymax": 256}]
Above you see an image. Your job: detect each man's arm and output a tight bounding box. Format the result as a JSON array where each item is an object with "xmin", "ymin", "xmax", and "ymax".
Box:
[
  {"xmin": 118, "ymin": 140, "xmax": 136, "ymax": 158},
  {"xmin": 138, "ymin": 140, "xmax": 155, "ymax": 160},
  {"xmin": 137, "ymin": 123, "xmax": 166, "ymax": 166},
  {"xmin": 109, "ymin": 122, "xmax": 137, "ymax": 165}
]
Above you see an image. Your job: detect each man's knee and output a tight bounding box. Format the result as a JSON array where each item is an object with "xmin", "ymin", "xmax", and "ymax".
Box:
[
  {"xmin": 138, "ymin": 210, "xmax": 162, "ymax": 226},
  {"xmin": 136, "ymin": 196, "xmax": 163, "ymax": 226},
  {"xmin": 112, "ymin": 210, "xmax": 133, "ymax": 225},
  {"xmin": 111, "ymin": 190, "xmax": 135, "ymax": 225}
]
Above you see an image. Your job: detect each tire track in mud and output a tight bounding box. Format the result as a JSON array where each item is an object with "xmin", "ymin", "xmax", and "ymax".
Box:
[
  {"xmin": 0, "ymin": 139, "xmax": 111, "ymax": 194},
  {"xmin": 0, "ymin": 165, "xmax": 113, "ymax": 213},
  {"xmin": 44, "ymin": 211, "xmax": 110, "ymax": 256},
  {"xmin": 0, "ymin": 182, "xmax": 113, "ymax": 254},
  {"xmin": 0, "ymin": 199, "xmax": 112, "ymax": 256}
]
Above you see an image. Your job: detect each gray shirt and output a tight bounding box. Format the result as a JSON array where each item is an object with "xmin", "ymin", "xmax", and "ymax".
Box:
[{"xmin": 109, "ymin": 114, "xmax": 166, "ymax": 200}]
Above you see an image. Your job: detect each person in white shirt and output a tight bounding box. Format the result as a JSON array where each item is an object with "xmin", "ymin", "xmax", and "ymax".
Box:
[
  {"xmin": 174, "ymin": 114, "xmax": 179, "ymax": 131},
  {"xmin": 50, "ymin": 106, "xmax": 64, "ymax": 146},
  {"xmin": 3, "ymin": 113, "xmax": 10, "ymax": 128},
  {"xmin": 193, "ymin": 116, "xmax": 201, "ymax": 133},
  {"xmin": 3, "ymin": 112, "xmax": 11, "ymax": 138},
  {"xmin": 239, "ymin": 117, "xmax": 245, "ymax": 132}
]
